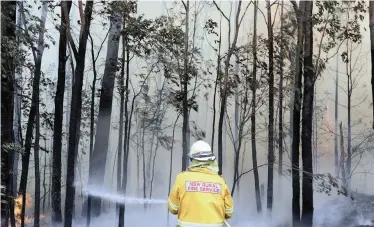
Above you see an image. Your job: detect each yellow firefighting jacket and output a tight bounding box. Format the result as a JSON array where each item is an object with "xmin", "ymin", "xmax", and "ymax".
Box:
[{"xmin": 168, "ymin": 167, "xmax": 234, "ymax": 227}]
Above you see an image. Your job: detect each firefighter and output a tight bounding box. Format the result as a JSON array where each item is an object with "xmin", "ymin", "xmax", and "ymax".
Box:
[{"xmin": 168, "ymin": 140, "xmax": 234, "ymax": 227}]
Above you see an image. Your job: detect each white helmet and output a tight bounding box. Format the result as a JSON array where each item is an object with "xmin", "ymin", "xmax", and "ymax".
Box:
[{"xmin": 188, "ymin": 140, "xmax": 216, "ymax": 162}]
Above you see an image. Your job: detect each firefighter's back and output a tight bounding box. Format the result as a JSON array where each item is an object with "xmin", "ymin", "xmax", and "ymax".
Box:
[{"xmin": 175, "ymin": 168, "xmax": 232, "ymax": 226}]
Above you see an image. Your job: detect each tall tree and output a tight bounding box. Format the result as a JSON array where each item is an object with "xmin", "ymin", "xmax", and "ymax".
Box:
[
  {"xmin": 89, "ymin": 9, "xmax": 123, "ymax": 216},
  {"xmin": 85, "ymin": 26, "xmax": 110, "ymax": 223},
  {"xmin": 118, "ymin": 1, "xmax": 149, "ymax": 222},
  {"xmin": 167, "ymin": 114, "xmax": 180, "ymax": 225},
  {"xmin": 52, "ymin": 1, "xmax": 72, "ymax": 223},
  {"xmin": 64, "ymin": 2, "xmax": 94, "ymax": 226},
  {"xmin": 339, "ymin": 122, "xmax": 346, "ymax": 185},
  {"xmin": 278, "ymin": 0, "xmax": 284, "ymax": 177},
  {"xmin": 370, "ymin": 1, "xmax": 374, "ymax": 129},
  {"xmin": 18, "ymin": 1, "xmax": 48, "ymax": 225},
  {"xmin": 12, "ymin": 2, "xmax": 24, "ymax": 214},
  {"xmin": 1, "ymin": 1, "xmax": 16, "ymax": 225},
  {"xmin": 210, "ymin": 12, "xmax": 223, "ymax": 152},
  {"xmin": 345, "ymin": 36, "xmax": 352, "ymax": 192},
  {"xmin": 266, "ymin": 0, "xmax": 275, "ymax": 212},
  {"xmin": 251, "ymin": 0, "xmax": 262, "ymax": 214},
  {"xmin": 118, "ymin": 15, "xmax": 130, "ymax": 227},
  {"xmin": 233, "ymin": 0, "xmax": 240, "ymax": 192},
  {"xmin": 334, "ymin": 56, "xmax": 339, "ymax": 177},
  {"xmin": 116, "ymin": 19, "xmax": 126, "ymax": 205},
  {"xmin": 301, "ymin": 1, "xmax": 314, "ymax": 225},
  {"xmin": 290, "ymin": 0, "xmax": 306, "ymax": 225},
  {"xmin": 214, "ymin": 0, "xmax": 243, "ymax": 174},
  {"xmin": 34, "ymin": 90, "xmax": 41, "ymax": 227},
  {"xmin": 182, "ymin": 0, "xmax": 190, "ymax": 171}
]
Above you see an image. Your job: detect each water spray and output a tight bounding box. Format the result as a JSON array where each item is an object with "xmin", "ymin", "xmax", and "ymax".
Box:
[
  {"xmin": 81, "ymin": 186, "xmax": 168, "ymax": 205},
  {"xmin": 79, "ymin": 185, "xmax": 233, "ymax": 226}
]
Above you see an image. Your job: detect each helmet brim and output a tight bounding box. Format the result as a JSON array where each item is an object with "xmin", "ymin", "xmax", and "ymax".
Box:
[{"xmin": 189, "ymin": 152, "xmax": 216, "ymax": 162}]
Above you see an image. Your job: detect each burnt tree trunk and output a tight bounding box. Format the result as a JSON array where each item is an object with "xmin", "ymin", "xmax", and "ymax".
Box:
[
  {"xmin": 266, "ymin": 0, "xmax": 275, "ymax": 211},
  {"xmin": 19, "ymin": 1, "xmax": 48, "ymax": 225},
  {"xmin": 290, "ymin": 1, "xmax": 306, "ymax": 225},
  {"xmin": 116, "ymin": 21, "xmax": 126, "ymax": 208},
  {"xmin": 339, "ymin": 122, "xmax": 346, "ymax": 187},
  {"xmin": 301, "ymin": 1, "xmax": 314, "ymax": 225},
  {"xmin": 118, "ymin": 22, "xmax": 131, "ymax": 227},
  {"xmin": 346, "ymin": 37, "xmax": 352, "ymax": 191},
  {"xmin": 34, "ymin": 96, "xmax": 41, "ymax": 227},
  {"xmin": 251, "ymin": 0, "xmax": 262, "ymax": 214},
  {"xmin": 211, "ymin": 13, "xmax": 223, "ymax": 151},
  {"xmin": 42, "ymin": 149, "xmax": 47, "ymax": 213},
  {"xmin": 334, "ymin": 56, "xmax": 339, "ymax": 177},
  {"xmin": 182, "ymin": 0, "xmax": 190, "ymax": 171},
  {"xmin": 278, "ymin": 0, "xmax": 284, "ymax": 177},
  {"xmin": 370, "ymin": 1, "xmax": 374, "ymax": 129},
  {"xmin": 52, "ymin": 1, "xmax": 72, "ymax": 223},
  {"xmin": 64, "ymin": 2, "xmax": 94, "ymax": 226}
]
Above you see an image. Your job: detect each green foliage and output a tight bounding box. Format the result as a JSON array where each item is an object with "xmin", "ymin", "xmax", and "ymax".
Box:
[
  {"xmin": 313, "ymin": 0, "xmax": 366, "ymax": 76},
  {"xmin": 314, "ymin": 173, "xmax": 348, "ymax": 196},
  {"xmin": 149, "ymin": 11, "xmax": 202, "ymax": 115}
]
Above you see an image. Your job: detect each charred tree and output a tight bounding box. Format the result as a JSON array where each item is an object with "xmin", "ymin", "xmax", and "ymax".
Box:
[
  {"xmin": 370, "ymin": 1, "xmax": 374, "ymax": 129},
  {"xmin": 64, "ymin": 2, "xmax": 94, "ymax": 226},
  {"xmin": 34, "ymin": 96, "xmax": 41, "ymax": 227},
  {"xmin": 18, "ymin": 2, "xmax": 48, "ymax": 225},
  {"xmin": 251, "ymin": 0, "xmax": 262, "ymax": 214},
  {"xmin": 290, "ymin": 1, "xmax": 306, "ymax": 225},
  {"xmin": 211, "ymin": 14, "xmax": 222, "ymax": 151},
  {"xmin": 118, "ymin": 19, "xmax": 131, "ymax": 227},
  {"xmin": 266, "ymin": 0, "xmax": 275, "ymax": 211},
  {"xmin": 182, "ymin": 0, "xmax": 190, "ymax": 171},
  {"xmin": 116, "ymin": 22, "xmax": 126, "ymax": 206},
  {"xmin": 52, "ymin": 1, "xmax": 72, "ymax": 223},
  {"xmin": 278, "ymin": 0, "xmax": 284, "ymax": 177},
  {"xmin": 334, "ymin": 56, "xmax": 339, "ymax": 177},
  {"xmin": 345, "ymin": 39, "xmax": 352, "ymax": 192},
  {"xmin": 301, "ymin": 1, "xmax": 314, "ymax": 225},
  {"xmin": 232, "ymin": 0, "xmax": 241, "ymax": 194},
  {"xmin": 339, "ymin": 122, "xmax": 346, "ymax": 187}
]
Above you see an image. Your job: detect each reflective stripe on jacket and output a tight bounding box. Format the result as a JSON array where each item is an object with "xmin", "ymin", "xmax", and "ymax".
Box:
[{"xmin": 168, "ymin": 167, "xmax": 234, "ymax": 226}]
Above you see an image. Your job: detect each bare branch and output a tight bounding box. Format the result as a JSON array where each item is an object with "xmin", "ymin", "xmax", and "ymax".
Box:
[
  {"xmin": 213, "ymin": 0, "xmax": 230, "ymax": 22},
  {"xmin": 234, "ymin": 163, "xmax": 268, "ymax": 183},
  {"xmin": 67, "ymin": 33, "xmax": 79, "ymax": 59},
  {"xmin": 238, "ymin": 0, "xmax": 252, "ymax": 28},
  {"xmin": 290, "ymin": 0, "xmax": 298, "ymax": 12},
  {"xmin": 181, "ymin": 0, "xmax": 187, "ymax": 10}
]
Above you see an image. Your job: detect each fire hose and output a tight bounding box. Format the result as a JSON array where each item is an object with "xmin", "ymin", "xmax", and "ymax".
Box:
[{"xmin": 224, "ymin": 220, "xmax": 232, "ymax": 227}]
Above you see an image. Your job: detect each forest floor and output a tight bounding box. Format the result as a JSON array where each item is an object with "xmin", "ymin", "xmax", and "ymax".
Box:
[
  {"xmin": 314, "ymin": 192, "xmax": 374, "ymax": 227},
  {"xmin": 22, "ymin": 192, "xmax": 374, "ymax": 227}
]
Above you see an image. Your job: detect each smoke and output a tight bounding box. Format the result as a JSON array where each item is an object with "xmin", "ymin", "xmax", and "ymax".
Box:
[
  {"xmin": 70, "ymin": 197, "xmax": 374, "ymax": 227},
  {"xmin": 68, "ymin": 181, "xmax": 374, "ymax": 227},
  {"xmin": 73, "ymin": 207, "xmax": 176, "ymax": 227}
]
